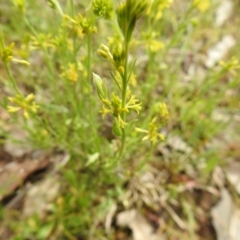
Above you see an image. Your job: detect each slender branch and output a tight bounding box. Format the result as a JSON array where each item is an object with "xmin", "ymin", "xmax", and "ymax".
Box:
[
  {"xmin": 118, "ymin": 39, "xmax": 129, "ymax": 158},
  {"xmin": 5, "ymin": 63, "xmax": 21, "ymax": 94},
  {"xmin": 87, "ymin": 33, "xmax": 92, "ymax": 83}
]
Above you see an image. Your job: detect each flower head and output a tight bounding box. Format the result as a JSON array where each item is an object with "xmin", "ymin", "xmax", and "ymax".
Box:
[
  {"xmin": 158, "ymin": 102, "xmax": 169, "ymax": 123},
  {"xmin": 7, "ymin": 93, "xmax": 39, "ymax": 119},
  {"xmin": 11, "ymin": 0, "xmax": 25, "ymax": 13},
  {"xmin": 0, "ymin": 33, "xmax": 29, "ymax": 65},
  {"xmin": 136, "ymin": 117, "xmax": 165, "ymax": 144},
  {"xmin": 219, "ymin": 57, "xmax": 240, "ymax": 76},
  {"xmin": 193, "ymin": 0, "xmax": 210, "ymax": 12},
  {"xmin": 136, "ymin": 102, "xmax": 169, "ymax": 144},
  {"xmin": 92, "ymin": 0, "xmax": 113, "ymax": 19},
  {"xmin": 141, "ymin": 31, "xmax": 164, "ymax": 53},
  {"xmin": 147, "ymin": 0, "xmax": 173, "ymax": 20},
  {"xmin": 117, "ymin": 0, "xmax": 149, "ymax": 42},
  {"xmin": 61, "ymin": 63, "xmax": 80, "ymax": 83}
]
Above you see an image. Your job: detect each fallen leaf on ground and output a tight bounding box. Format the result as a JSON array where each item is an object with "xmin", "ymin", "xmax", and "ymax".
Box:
[
  {"xmin": 215, "ymin": 0, "xmax": 233, "ymax": 27},
  {"xmin": 211, "ymin": 188, "xmax": 240, "ymax": 240},
  {"xmin": 117, "ymin": 209, "xmax": 165, "ymax": 240},
  {"xmin": 226, "ymin": 162, "xmax": 240, "ymax": 195},
  {"xmin": 205, "ymin": 35, "xmax": 236, "ymax": 68},
  {"xmin": 4, "ymin": 127, "xmax": 31, "ymax": 157},
  {"xmin": 23, "ymin": 175, "xmax": 60, "ymax": 219},
  {"xmin": 0, "ymin": 153, "xmax": 51, "ymax": 200}
]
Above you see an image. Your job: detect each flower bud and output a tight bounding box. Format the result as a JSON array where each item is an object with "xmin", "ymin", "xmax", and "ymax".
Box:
[
  {"xmin": 93, "ymin": 73, "xmax": 108, "ymax": 100},
  {"xmin": 117, "ymin": 0, "xmax": 149, "ymax": 42}
]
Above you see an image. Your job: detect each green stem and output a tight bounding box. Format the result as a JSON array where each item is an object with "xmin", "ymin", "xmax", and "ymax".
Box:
[
  {"xmin": 5, "ymin": 63, "xmax": 21, "ymax": 94},
  {"xmin": 118, "ymin": 40, "xmax": 129, "ymax": 158},
  {"xmin": 70, "ymin": 0, "xmax": 74, "ymax": 16},
  {"xmin": 87, "ymin": 33, "xmax": 92, "ymax": 83},
  {"xmin": 24, "ymin": 17, "xmax": 55, "ymax": 78},
  {"xmin": 85, "ymin": 33, "xmax": 102, "ymax": 153}
]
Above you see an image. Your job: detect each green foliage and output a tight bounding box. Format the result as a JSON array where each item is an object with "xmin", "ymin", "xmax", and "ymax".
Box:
[{"xmin": 0, "ymin": 0, "xmax": 239, "ymax": 239}]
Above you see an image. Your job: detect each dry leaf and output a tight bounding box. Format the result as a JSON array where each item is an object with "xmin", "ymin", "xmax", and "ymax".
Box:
[
  {"xmin": 23, "ymin": 175, "xmax": 60, "ymax": 219},
  {"xmin": 205, "ymin": 35, "xmax": 236, "ymax": 68},
  {"xmin": 211, "ymin": 188, "xmax": 240, "ymax": 240},
  {"xmin": 215, "ymin": 0, "xmax": 233, "ymax": 27},
  {"xmin": 117, "ymin": 209, "xmax": 165, "ymax": 240}
]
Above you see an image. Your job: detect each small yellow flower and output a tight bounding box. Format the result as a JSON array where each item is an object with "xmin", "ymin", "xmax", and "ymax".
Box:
[
  {"xmin": 0, "ymin": 42, "xmax": 14, "ymax": 63},
  {"xmin": 100, "ymin": 105, "xmax": 112, "ymax": 118},
  {"xmin": 99, "ymin": 93, "xmax": 141, "ymax": 120},
  {"xmin": 142, "ymin": 32, "xmax": 164, "ymax": 53},
  {"xmin": 193, "ymin": 0, "xmax": 210, "ymax": 12},
  {"xmin": 136, "ymin": 102, "xmax": 169, "ymax": 144},
  {"xmin": 0, "ymin": 39, "xmax": 29, "ymax": 65},
  {"xmin": 147, "ymin": 0, "xmax": 173, "ymax": 20},
  {"xmin": 61, "ymin": 63, "xmax": 79, "ymax": 83},
  {"xmin": 219, "ymin": 57, "xmax": 240, "ymax": 76},
  {"xmin": 7, "ymin": 106, "xmax": 21, "ymax": 112},
  {"xmin": 158, "ymin": 102, "xmax": 169, "ymax": 122},
  {"xmin": 125, "ymin": 95, "xmax": 142, "ymax": 114},
  {"xmin": 136, "ymin": 118, "xmax": 165, "ymax": 144},
  {"xmin": 11, "ymin": 0, "xmax": 25, "ymax": 13},
  {"xmin": 62, "ymin": 15, "xmax": 84, "ymax": 38},
  {"xmin": 30, "ymin": 34, "xmax": 56, "ymax": 50},
  {"xmin": 128, "ymin": 73, "xmax": 137, "ymax": 86},
  {"xmin": 75, "ymin": 14, "xmax": 97, "ymax": 34},
  {"xmin": 7, "ymin": 93, "xmax": 39, "ymax": 119},
  {"xmin": 117, "ymin": 115, "xmax": 127, "ymax": 128},
  {"xmin": 92, "ymin": 0, "xmax": 113, "ymax": 19},
  {"xmin": 150, "ymin": 40, "xmax": 164, "ymax": 53}
]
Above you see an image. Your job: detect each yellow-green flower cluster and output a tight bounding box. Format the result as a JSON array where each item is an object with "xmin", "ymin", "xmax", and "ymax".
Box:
[
  {"xmin": 0, "ymin": 36, "xmax": 29, "ymax": 65},
  {"xmin": 0, "ymin": 42, "xmax": 14, "ymax": 63},
  {"xmin": 61, "ymin": 15, "xmax": 83, "ymax": 39},
  {"xmin": 147, "ymin": 0, "xmax": 173, "ymax": 20},
  {"xmin": 100, "ymin": 93, "xmax": 141, "ymax": 128},
  {"xmin": 117, "ymin": 0, "xmax": 149, "ymax": 42},
  {"xmin": 158, "ymin": 102, "xmax": 169, "ymax": 123},
  {"xmin": 92, "ymin": 0, "xmax": 113, "ymax": 19},
  {"xmin": 136, "ymin": 117, "xmax": 165, "ymax": 144},
  {"xmin": 60, "ymin": 63, "xmax": 84, "ymax": 83},
  {"xmin": 94, "ymin": 0, "xmax": 148, "ymax": 139},
  {"xmin": 98, "ymin": 43, "xmax": 125, "ymax": 73},
  {"xmin": 76, "ymin": 14, "xmax": 97, "ymax": 35},
  {"xmin": 11, "ymin": 0, "xmax": 25, "ymax": 13},
  {"xmin": 93, "ymin": 73, "xmax": 142, "ymax": 131},
  {"xmin": 63, "ymin": 14, "xmax": 97, "ymax": 36},
  {"xmin": 7, "ymin": 93, "xmax": 39, "ymax": 119},
  {"xmin": 219, "ymin": 57, "xmax": 240, "ymax": 76},
  {"xmin": 141, "ymin": 31, "xmax": 164, "ymax": 53},
  {"xmin": 30, "ymin": 34, "xmax": 56, "ymax": 50},
  {"xmin": 193, "ymin": 0, "xmax": 210, "ymax": 12},
  {"xmin": 136, "ymin": 102, "xmax": 169, "ymax": 144}
]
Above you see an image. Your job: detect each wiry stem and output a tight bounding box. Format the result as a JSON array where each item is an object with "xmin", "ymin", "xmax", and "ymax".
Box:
[{"xmin": 118, "ymin": 40, "xmax": 129, "ymax": 159}]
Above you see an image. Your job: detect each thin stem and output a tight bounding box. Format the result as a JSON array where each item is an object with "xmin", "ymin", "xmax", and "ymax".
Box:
[
  {"xmin": 118, "ymin": 40, "xmax": 129, "ymax": 158},
  {"xmin": 5, "ymin": 63, "xmax": 21, "ymax": 94},
  {"xmin": 70, "ymin": 0, "xmax": 74, "ymax": 17},
  {"xmin": 24, "ymin": 17, "xmax": 55, "ymax": 78},
  {"xmin": 87, "ymin": 33, "xmax": 92, "ymax": 83},
  {"xmin": 85, "ymin": 33, "xmax": 102, "ymax": 153}
]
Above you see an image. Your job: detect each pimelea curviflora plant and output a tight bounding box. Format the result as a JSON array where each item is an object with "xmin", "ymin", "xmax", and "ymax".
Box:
[
  {"xmin": 2, "ymin": 0, "xmax": 169, "ymax": 162},
  {"xmin": 93, "ymin": 0, "xmax": 169, "ymax": 158}
]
